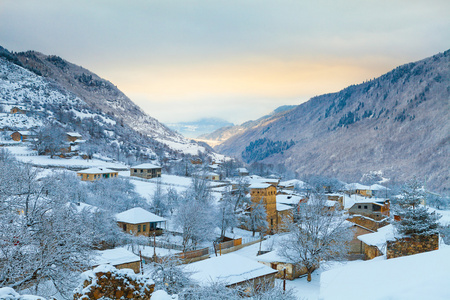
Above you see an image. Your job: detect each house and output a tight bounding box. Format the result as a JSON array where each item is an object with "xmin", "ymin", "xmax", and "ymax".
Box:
[
  {"xmin": 91, "ymin": 248, "xmax": 141, "ymax": 273},
  {"xmin": 357, "ymin": 224, "xmax": 394, "ymax": 260},
  {"xmin": 347, "ymin": 223, "xmax": 375, "ymax": 259},
  {"xmin": 193, "ymin": 171, "xmax": 220, "ymax": 181},
  {"xmin": 190, "ymin": 158, "xmax": 202, "ymax": 165},
  {"xmin": 77, "ymin": 167, "xmax": 118, "ymax": 181},
  {"xmin": 236, "ymin": 167, "xmax": 249, "ymax": 177},
  {"xmin": 10, "ymin": 131, "xmax": 35, "ymax": 142},
  {"xmin": 257, "ymin": 251, "xmax": 309, "ymax": 280},
  {"xmin": 344, "ymin": 183, "xmax": 373, "ymax": 197},
  {"xmin": 66, "ymin": 132, "xmax": 82, "ymax": 142},
  {"xmin": 10, "ymin": 106, "xmax": 27, "ymax": 114},
  {"xmin": 185, "ymin": 253, "xmax": 277, "ymax": 294},
  {"xmin": 250, "ymin": 183, "xmax": 278, "ymax": 233},
  {"xmin": 130, "ymin": 163, "xmax": 162, "ymax": 179},
  {"xmin": 115, "ymin": 207, "xmax": 167, "ymax": 237},
  {"xmin": 278, "ymin": 179, "xmax": 308, "ymax": 191},
  {"xmin": 348, "ymin": 199, "xmax": 390, "ymax": 219},
  {"xmin": 275, "ymin": 202, "xmax": 293, "ymax": 232}
]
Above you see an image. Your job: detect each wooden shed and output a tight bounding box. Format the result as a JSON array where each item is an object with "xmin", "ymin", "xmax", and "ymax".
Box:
[
  {"xmin": 115, "ymin": 207, "xmax": 167, "ymax": 237},
  {"xmin": 77, "ymin": 167, "xmax": 118, "ymax": 181},
  {"xmin": 130, "ymin": 163, "xmax": 162, "ymax": 179}
]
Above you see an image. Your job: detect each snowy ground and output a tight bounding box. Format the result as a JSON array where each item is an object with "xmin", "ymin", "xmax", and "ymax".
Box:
[{"xmin": 14, "ymin": 153, "xmax": 128, "ymax": 170}]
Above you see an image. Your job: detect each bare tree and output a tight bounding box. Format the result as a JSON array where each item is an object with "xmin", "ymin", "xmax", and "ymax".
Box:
[{"xmin": 278, "ymin": 191, "xmax": 352, "ymax": 281}]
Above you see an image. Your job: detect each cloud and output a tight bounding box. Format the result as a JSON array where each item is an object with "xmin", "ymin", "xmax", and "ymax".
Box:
[{"xmin": 0, "ymin": 0, "xmax": 449, "ymax": 123}]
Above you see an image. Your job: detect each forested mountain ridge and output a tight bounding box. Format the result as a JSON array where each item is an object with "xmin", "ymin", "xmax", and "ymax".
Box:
[
  {"xmin": 216, "ymin": 50, "xmax": 450, "ymax": 192},
  {"xmin": 0, "ymin": 46, "xmax": 218, "ymax": 162},
  {"xmin": 1, "ymin": 47, "xmax": 181, "ymax": 141}
]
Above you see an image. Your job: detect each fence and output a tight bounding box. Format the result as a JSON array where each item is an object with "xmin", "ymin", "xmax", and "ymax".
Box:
[{"xmin": 142, "ymin": 236, "xmax": 264, "ymax": 263}]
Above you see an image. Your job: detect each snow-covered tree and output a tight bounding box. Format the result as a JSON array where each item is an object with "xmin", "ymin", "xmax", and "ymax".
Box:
[
  {"xmin": 217, "ymin": 189, "xmax": 238, "ymax": 239},
  {"xmin": 278, "ymin": 191, "xmax": 352, "ymax": 282},
  {"xmin": 244, "ymin": 199, "xmax": 268, "ymax": 237},
  {"xmin": 31, "ymin": 124, "xmax": 67, "ymax": 158},
  {"xmin": 393, "ymin": 178, "xmax": 441, "ymax": 236},
  {"xmin": 87, "ymin": 177, "xmax": 148, "ymax": 213},
  {"xmin": 175, "ymin": 198, "xmax": 217, "ymax": 252},
  {"xmin": 150, "ymin": 179, "xmax": 168, "ymax": 216},
  {"xmin": 166, "ymin": 187, "xmax": 180, "ymax": 216},
  {"xmin": 151, "ymin": 255, "xmax": 192, "ymax": 295},
  {"xmin": 175, "ymin": 178, "xmax": 217, "ymax": 251}
]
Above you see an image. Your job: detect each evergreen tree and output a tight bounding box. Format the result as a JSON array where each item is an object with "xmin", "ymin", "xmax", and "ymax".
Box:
[{"xmin": 393, "ymin": 178, "xmax": 441, "ymax": 236}]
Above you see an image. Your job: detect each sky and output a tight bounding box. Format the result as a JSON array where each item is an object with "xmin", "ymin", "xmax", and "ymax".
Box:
[{"xmin": 0, "ymin": 0, "xmax": 449, "ymax": 124}]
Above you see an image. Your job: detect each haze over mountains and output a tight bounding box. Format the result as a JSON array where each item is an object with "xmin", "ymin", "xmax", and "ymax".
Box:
[
  {"xmin": 167, "ymin": 118, "xmax": 234, "ymax": 139},
  {"xmin": 0, "ymin": 46, "xmax": 218, "ymax": 160},
  {"xmin": 215, "ymin": 50, "xmax": 450, "ymax": 192}
]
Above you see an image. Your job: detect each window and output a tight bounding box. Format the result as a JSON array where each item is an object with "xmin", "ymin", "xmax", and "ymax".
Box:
[
  {"xmin": 143, "ymin": 224, "xmax": 146, "ymax": 232},
  {"xmin": 134, "ymin": 169, "xmax": 137, "ymax": 173},
  {"xmin": 358, "ymin": 205, "xmax": 361, "ymax": 209},
  {"xmin": 87, "ymin": 174, "xmax": 89, "ymax": 179},
  {"xmin": 140, "ymin": 169, "xmax": 143, "ymax": 173},
  {"xmin": 122, "ymin": 224, "xmax": 127, "ymax": 231},
  {"xmin": 364, "ymin": 205, "xmax": 368, "ymax": 209},
  {"xmin": 137, "ymin": 225, "xmax": 141, "ymax": 232}
]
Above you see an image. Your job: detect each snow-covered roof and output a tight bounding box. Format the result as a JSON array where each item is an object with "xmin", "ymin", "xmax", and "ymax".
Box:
[
  {"xmin": 67, "ymin": 202, "xmax": 100, "ymax": 213},
  {"xmin": 17, "ymin": 130, "xmax": 33, "ymax": 135},
  {"xmin": 342, "ymin": 194, "xmax": 388, "ymax": 210},
  {"xmin": 320, "ymin": 246, "xmax": 450, "ymax": 300},
  {"xmin": 276, "ymin": 202, "xmax": 293, "ymax": 212},
  {"xmin": 276, "ymin": 194, "xmax": 302, "ymax": 205},
  {"xmin": 278, "ymin": 179, "xmax": 308, "ymax": 189},
  {"xmin": 131, "ymin": 163, "xmax": 161, "ymax": 169},
  {"xmin": 357, "ymin": 224, "xmax": 395, "ymax": 251},
  {"xmin": 115, "ymin": 207, "xmax": 166, "ymax": 224},
  {"xmin": 369, "ymin": 184, "xmax": 390, "ymax": 191},
  {"xmin": 249, "ymin": 183, "xmax": 272, "ymax": 189},
  {"xmin": 193, "ymin": 171, "xmax": 219, "ymax": 177},
  {"xmin": 91, "ymin": 248, "xmax": 140, "ymax": 267},
  {"xmin": 66, "ymin": 132, "xmax": 82, "ymax": 137},
  {"xmin": 77, "ymin": 167, "xmax": 117, "ymax": 174},
  {"xmin": 185, "ymin": 253, "xmax": 277, "ymax": 286},
  {"xmin": 344, "ymin": 183, "xmax": 371, "ymax": 190},
  {"xmin": 237, "ymin": 167, "xmax": 248, "ymax": 173}
]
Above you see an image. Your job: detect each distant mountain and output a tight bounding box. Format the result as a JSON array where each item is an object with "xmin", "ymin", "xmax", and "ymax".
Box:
[
  {"xmin": 166, "ymin": 118, "xmax": 234, "ymax": 138},
  {"xmin": 215, "ymin": 50, "xmax": 450, "ymax": 192},
  {"xmin": 198, "ymin": 105, "xmax": 296, "ymax": 144},
  {"xmin": 0, "ymin": 46, "xmax": 218, "ymax": 161}
]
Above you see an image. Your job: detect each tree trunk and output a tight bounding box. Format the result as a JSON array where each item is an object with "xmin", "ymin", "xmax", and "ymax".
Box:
[{"xmin": 307, "ymin": 271, "xmax": 312, "ymax": 282}]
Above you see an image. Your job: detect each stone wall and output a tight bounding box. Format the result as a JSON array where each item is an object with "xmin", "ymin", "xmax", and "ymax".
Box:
[
  {"xmin": 73, "ymin": 265, "xmax": 155, "ymax": 300},
  {"xmin": 386, "ymin": 234, "xmax": 439, "ymax": 259}
]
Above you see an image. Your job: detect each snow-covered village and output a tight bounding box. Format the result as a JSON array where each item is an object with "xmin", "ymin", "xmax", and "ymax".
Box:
[{"xmin": 0, "ymin": 2, "xmax": 449, "ymax": 300}]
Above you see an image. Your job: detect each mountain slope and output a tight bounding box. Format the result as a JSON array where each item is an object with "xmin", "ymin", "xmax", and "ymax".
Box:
[
  {"xmin": 10, "ymin": 49, "xmax": 182, "ymax": 142},
  {"xmin": 0, "ymin": 46, "xmax": 218, "ymax": 160},
  {"xmin": 198, "ymin": 105, "xmax": 296, "ymax": 144},
  {"xmin": 216, "ymin": 50, "xmax": 450, "ymax": 191}
]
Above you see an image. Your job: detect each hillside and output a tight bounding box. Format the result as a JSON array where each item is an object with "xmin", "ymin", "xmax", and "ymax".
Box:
[
  {"xmin": 198, "ymin": 105, "xmax": 296, "ymax": 145},
  {"xmin": 0, "ymin": 46, "xmax": 216, "ymax": 159},
  {"xmin": 216, "ymin": 50, "xmax": 450, "ymax": 192}
]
